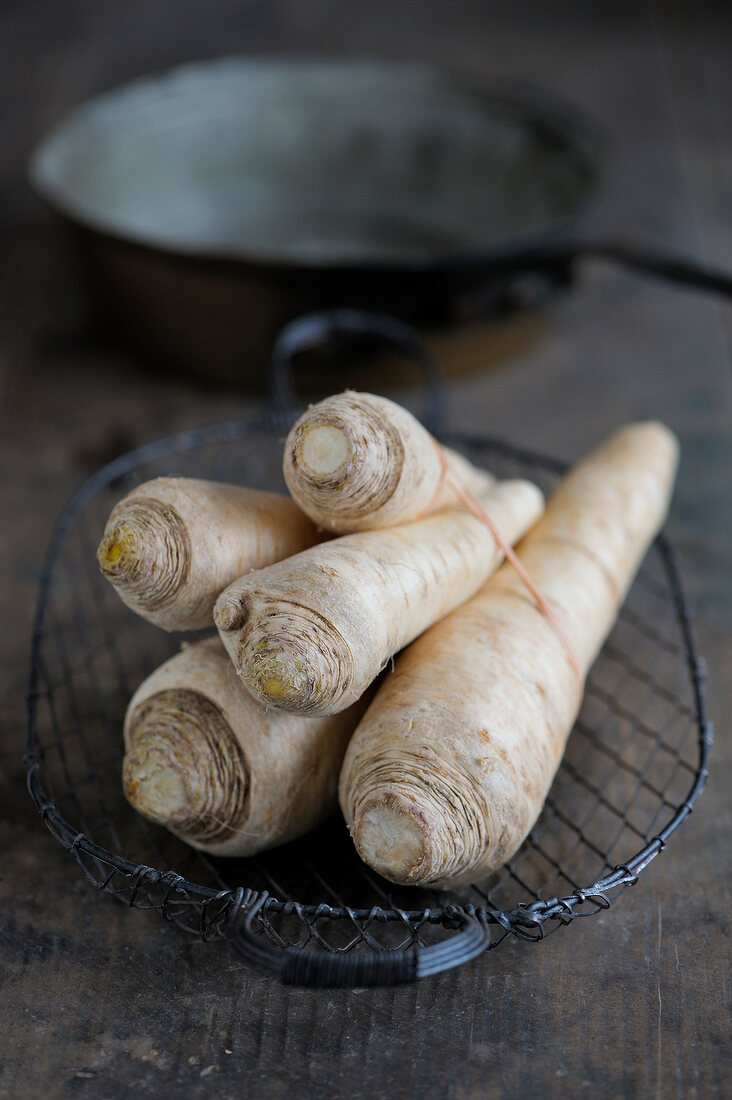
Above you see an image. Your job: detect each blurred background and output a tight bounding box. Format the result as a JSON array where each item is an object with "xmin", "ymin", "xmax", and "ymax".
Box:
[
  {"xmin": 3, "ymin": 0, "xmax": 729, "ymax": 602},
  {"xmin": 1, "ymin": 3, "xmax": 730, "ymax": 1094}
]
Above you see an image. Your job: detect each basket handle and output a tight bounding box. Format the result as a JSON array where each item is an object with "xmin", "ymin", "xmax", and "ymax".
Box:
[
  {"xmin": 267, "ymin": 308, "xmax": 448, "ymax": 437},
  {"xmin": 227, "ymin": 893, "xmax": 492, "ymax": 988}
]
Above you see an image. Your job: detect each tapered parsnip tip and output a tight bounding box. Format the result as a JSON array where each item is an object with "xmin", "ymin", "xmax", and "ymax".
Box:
[
  {"xmin": 628, "ymin": 419, "xmax": 679, "ymax": 444},
  {"xmin": 97, "ymin": 525, "xmax": 142, "ymax": 577},
  {"xmin": 613, "ymin": 421, "xmax": 680, "ymax": 473},
  {"xmin": 352, "ymin": 796, "xmax": 432, "ymax": 884},
  {"xmin": 297, "ymin": 423, "xmax": 352, "ymax": 478}
]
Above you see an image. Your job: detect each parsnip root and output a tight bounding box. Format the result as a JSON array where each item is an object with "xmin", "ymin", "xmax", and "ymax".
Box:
[
  {"xmin": 214, "ymin": 478, "xmax": 544, "ymax": 715},
  {"xmin": 122, "ymin": 637, "xmax": 361, "ymax": 856},
  {"xmin": 339, "ymin": 422, "xmax": 680, "ymax": 889},
  {"xmin": 283, "ymin": 391, "xmax": 495, "ymax": 532},
  {"xmin": 98, "ymin": 477, "xmax": 318, "ymax": 631}
]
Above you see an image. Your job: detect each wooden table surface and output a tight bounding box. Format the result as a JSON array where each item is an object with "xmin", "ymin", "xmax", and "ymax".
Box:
[{"xmin": 1, "ymin": 2, "xmax": 730, "ymax": 1096}]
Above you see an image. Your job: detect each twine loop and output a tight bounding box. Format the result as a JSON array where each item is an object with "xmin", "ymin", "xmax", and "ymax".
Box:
[{"xmin": 424, "ymin": 438, "xmax": 584, "ymax": 701}]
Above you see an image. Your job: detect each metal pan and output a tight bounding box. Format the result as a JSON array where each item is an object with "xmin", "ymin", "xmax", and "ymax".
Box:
[{"xmin": 30, "ymin": 58, "xmax": 602, "ymax": 385}]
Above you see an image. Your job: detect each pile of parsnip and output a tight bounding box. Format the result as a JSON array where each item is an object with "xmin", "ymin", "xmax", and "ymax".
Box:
[{"xmin": 99, "ymin": 392, "xmax": 679, "ymax": 891}]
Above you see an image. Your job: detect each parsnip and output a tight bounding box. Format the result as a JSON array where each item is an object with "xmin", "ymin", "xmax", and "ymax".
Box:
[
  {"xmin": 122, "ymin": 637, "xmax": 361, "ymax": 857},
  {"xmin": 283, "ymin": 390, "xmax": 495, "ymax": 533},
  {"xmin": 339, "ymin": 422, "xmax": 679, "ymax": 890},
  {"xmin": 98, "ymin": 477, "xmax": 318, "ymax": 631},
  {"xmin": 214, "ymin": 478, "xmax": 544, "ymax": 715}
]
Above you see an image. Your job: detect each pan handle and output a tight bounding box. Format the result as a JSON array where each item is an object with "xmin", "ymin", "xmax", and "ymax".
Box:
[
  {"xmin": 442, "ymin": 237, "xmax": 732, "ymax": 304},
  {"xmin": 265, "ymin": 242, "xmax": 732, "ymax": 435},
  {"xmin": 267, "ymin": 308, "xmax": 448, "ymax": 437},
  {"xmin": 227, "ymin": 892, "xmax": 492, "ymax": 988}
]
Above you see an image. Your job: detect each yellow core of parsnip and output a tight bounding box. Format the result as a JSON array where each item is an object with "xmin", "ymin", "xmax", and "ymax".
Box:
[
  {"xmin": 97, "ymin": 526, "xmax": 140, "ymax": 574},
  {"xmin": 244, "ymin": 648, "xmax": 310, "ymax": 710}
]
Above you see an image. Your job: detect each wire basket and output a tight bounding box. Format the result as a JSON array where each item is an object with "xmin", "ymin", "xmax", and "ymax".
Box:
[{"xmin": 25, "ymin": 394, "xmax": 712, "ymax": 986}]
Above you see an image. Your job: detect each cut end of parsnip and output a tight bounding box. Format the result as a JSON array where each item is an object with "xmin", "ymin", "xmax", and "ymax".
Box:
[
  {"xmin": 352, "ymin": 796, "xmax": 432, "ymax": 884},
  {"xmin": 97, "ymin": 499, "xmax": 190, "ymax": 610},
  {"xmin": 283, "ymin": 394, "xmax": 405, "ymax": 531},
  {"xmin": 297, "ymin": 424, "xmax": 352, "ymax": 478},
  {"xmin": 243, "ymin": 644, "xmax": 321, "ymax": 713},
  {"xmin": 97, "ymin": 525, "xmax": 140, "ymax": 575},
  {"xmin": 123, "ymin": 688, "xmax": 248, "ymax": 842},
  {"xmin": 245, "ymin": 650, "xmax": 306, "ymax": 707},
  {"xmin": 234, "ymin": 599, "xmax": 356, "ymax": 715},
  {"xmin": 123, "ymin": 743, "xmax": 189, "ymax": 825}
]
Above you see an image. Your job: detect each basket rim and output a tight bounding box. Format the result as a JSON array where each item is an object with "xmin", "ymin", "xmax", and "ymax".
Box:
[{"xmin": 24, "ymin": 416, "xmax": 713, "ymax": 942}]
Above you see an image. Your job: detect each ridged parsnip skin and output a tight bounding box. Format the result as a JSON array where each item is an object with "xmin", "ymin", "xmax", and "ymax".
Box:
[
  {"xmin": 123, "ymin": 638, "xmax": 361, "ymax": 857},
  {"xmin": 283, "ymin": 391, "xmax": 495, "ymax": 533},
  {"xmin": 97, "ymin": 477, "xmax": 319, "ymax": 631},
  {"xmin": 339, "ymin": 422, "xmax": 680, "ymax": 890},
  {"xmin": 215, "ymin": 479, "xmax": 544, "ymax": 715}
]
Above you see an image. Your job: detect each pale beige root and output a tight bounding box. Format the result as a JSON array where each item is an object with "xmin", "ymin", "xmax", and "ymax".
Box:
[
  {"xmin": 283, "ymin": 390, "xmax": 495, "ymax": 533},
  {"xmin": 339, "ymin": 422, "xmax": 680, "ymax": 890},
  {"xmin": 214, "ymin": 478, "xmax": 544, "ymax": 716},
  {"xmin": 97, "ymin": 477, "xmax": 319, "ymax": 631},
  {"xmin": 122, "ymin": 637, "xmax": 361, "ymax": 857}
]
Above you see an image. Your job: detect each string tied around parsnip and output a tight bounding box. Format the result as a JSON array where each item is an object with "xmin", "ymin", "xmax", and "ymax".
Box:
[{"xmin": 423, "ymin": 437, "xmax": 584, "ymax": 702}]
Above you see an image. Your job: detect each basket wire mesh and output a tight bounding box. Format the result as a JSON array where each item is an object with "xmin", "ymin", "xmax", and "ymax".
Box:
[{"xmin": 25, "ymin": 408, "xmax": 712, "ymax": 986}]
